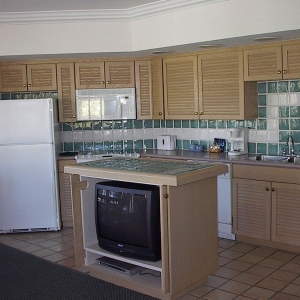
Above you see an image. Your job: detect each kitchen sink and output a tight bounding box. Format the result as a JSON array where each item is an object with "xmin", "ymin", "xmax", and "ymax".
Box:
[{"xmin": 247, "ymin": 155, "xmax": 300, "ymax": 164}]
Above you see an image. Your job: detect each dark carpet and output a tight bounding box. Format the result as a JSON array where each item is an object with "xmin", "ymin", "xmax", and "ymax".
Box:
[{"xmin": 0, "ymin": 242, "xmax": 159, "ymax": 300}]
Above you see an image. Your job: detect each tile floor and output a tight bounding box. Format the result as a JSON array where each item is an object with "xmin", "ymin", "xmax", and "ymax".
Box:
[{"xmin": 1, "ymin": 229, "xmax": 300, "ymax": 300}]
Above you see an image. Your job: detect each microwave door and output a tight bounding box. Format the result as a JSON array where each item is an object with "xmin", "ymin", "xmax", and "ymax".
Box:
[{"xmin": 101, "ymin": 96, "xmax": 121, "ymax": 120}]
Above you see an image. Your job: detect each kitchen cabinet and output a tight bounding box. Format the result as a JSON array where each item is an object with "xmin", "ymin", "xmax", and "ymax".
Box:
[
  {"xmin": 58, "ymin": 159, "xmax": 77, "ymax": 228},
  {"xmin": 198, "ymin": 50, "xmax": 258, "ymax": 120},
  {"xmin": 57, "ymin": 63, "xmax": 76, "ymax": 123},
  {"xmin": 135, "ymin": 59, "xmax": 164, "ymax": 119},
  {"xmin": 75, "ymin": 61, "xmax": 135, "ymax": 89},
  {"xmin": 163, "ymin": 55, "xmax": 199, "ymax": 119},
  {"xmin": 233, "ymin": 164, "xmax": 300, "ymax": 248},
  {"xmin": 0, "ymin": 64, "xmax": 57, "ymax": 92},
  {"xmin": 244, "ymin": 44, "xmax": 300, "ymax": 81}
]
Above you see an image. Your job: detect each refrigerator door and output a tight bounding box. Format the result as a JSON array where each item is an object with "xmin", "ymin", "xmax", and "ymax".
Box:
[
  {"xmin": 0, "ymin": 143, "xmax": 60, "ymax": 232},
  {"xmin": 0, "ymin": 98, "xmax": 54, "ymax": 144}
]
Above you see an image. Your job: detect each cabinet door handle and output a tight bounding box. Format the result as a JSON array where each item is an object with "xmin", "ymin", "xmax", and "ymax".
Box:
[
  {"xmin": 101, "ymin": 81, "xmax": 105, "ymax": 84},
  {"xmin": 159, "ymin": 112, "xmax": 162, "ymax": 115},
  {"xmin": 23, "ymin": 84, "xmax": 27, "ymax": 87},
  {"xmin": 283, "ymin": 70, "xmax": 287, "ymax": 74},
  {"xmin": 72, "ymin": 115, "xmax": 76, "ymax": 118},
  {"xmin": 194, "ymin": 112, "xmax": 198, "ymax": 115},
  {"xmin": 27, "ymin": 84, "xmax": 31, "ymax": 87},
  {"xmin": 277, "ymin": 70, "xmax": 282, "ymax": 74},
  {"xmin": 266, "ymin": 187, "xmax": 269, "ymax": 191},
  {"xmin": 199, "ymin": 112, "xmax": 203, "ymax": 115},
  {"xmin": 271, "ymin": 188, "xmax": 275, "ymax": 192},
  {"xmin": 106, "ymin": 81, "xmax": 110, "ymax": 84}
]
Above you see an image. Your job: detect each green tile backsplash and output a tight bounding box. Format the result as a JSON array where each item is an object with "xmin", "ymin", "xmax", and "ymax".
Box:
[{"xmin": 2, "ymin": 81, "xmax": 300, "ymax": 155}]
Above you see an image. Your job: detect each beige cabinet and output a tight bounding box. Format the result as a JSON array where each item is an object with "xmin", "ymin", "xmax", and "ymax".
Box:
[
  {"xmin": 75, "ymin": 61, "xmax": 135, "ymax": 89},
  {"xmin": 244, "ymin": 44, "xmax": 300, "ymax": 81},
  {"xmin": 0, "ymin": 64, "xmax": 57, "ymax": 92},
  {"xmin": 58, "ymin": 159, "xmax": 77, "ymax": 228},
  {"xmin": 135, "ymin": 59, "xmax": 164, "ymax": 119},
  {"xmin": 198, "ymin": 50, "xmax": 258, "ymax": 120},
  {"xmin": 57, "ymin": 63, "xmax": 76, "ymax": 123},
  {"xmin": 163, "ymin": 55, "xmax": 199, "ymax": 119},
  {"xmin": 233, "ymin": 164, "xmax": 300, "ymax": 247}
]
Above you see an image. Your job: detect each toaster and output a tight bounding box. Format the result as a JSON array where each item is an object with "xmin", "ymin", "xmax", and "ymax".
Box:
[{"xmin": 157, "ymin": 135, "xmax": 177, "ymax": 150}]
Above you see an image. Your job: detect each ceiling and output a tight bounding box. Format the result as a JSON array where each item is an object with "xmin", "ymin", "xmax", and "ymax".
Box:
[{"xmin": 1, "ymin": 0, "xmax": 162, "ymax": 13}]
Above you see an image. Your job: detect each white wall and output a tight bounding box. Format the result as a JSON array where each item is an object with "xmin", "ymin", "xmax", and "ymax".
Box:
[{"xmin": 0, "ymin": 0, "xmax": 300, "ymax": 58}]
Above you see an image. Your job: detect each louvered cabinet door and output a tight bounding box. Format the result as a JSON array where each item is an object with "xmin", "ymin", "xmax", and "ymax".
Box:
[
  {"xmin": 151, "ymin": 59, "xmax": 164, "ymax": 119},
  {"xmin": 244, "ymin": 46, "xmax": 282, "ymax": 81},
  {"xmin": 198, "ymin": 51, "xmax": 243, "ymax": 120},
  {"xmin": 75, "ymin": 62, "xmax": 105, "ymax": 89},
  {"xmin": 271, "ymin": 182, "xmax": 300, "ymax": 246},
  {"xmin": 105, "ymin": 61, "xmax": 135, "ymax": 88},
  {"xmin": 282, "ymin": 45, "xmax": 300, "ymax": 79},
  {"xmin": 163, "ymin": 56, "xmax": 198, "ymax": 119},
  {"xmin": 135, "ymin": 59, "xmax": 164, "ymax": 120},
  {"xmin": 27, "ymin": 64, "xmax": 57, "ymax": 91},
  {"xmin": 57, "ymin": 63, "xmax": 76, "ymax": 122},
  {"xmin": 233, "ymin": 178, "xmax": 271, "ymax": 240},
  {"xmin": 135, "ymin": 61, "xmax": 152, "ymax": 119},
  {"xmin": 0, "ymin": 65, "xmax": 27, "ymax": 92},
  {"xmin": 58, "ymin": 160, "xmax": 77, "ymax": 228}
]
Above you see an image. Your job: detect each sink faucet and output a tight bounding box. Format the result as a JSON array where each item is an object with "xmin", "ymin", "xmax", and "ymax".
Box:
[{"xmin": 286, "ymin": 135, "xmax": 295, "ymax": 156}]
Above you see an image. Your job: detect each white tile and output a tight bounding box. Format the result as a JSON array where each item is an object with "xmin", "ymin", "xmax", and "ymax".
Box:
[
  {"xmin": 256, "ymin": 130, "xmax": 268, "ymax": 142},
  {"xmin": 133, "ymin": 129, "xmax": 144, "ymax": 139},
  {"xmin": 113, "ymin": 129, "xmax": 123, "ymax": 140},
  {"xmin": 267, "ymin": 106, "xmax": 279, "ymax": 118},
  {"xmin": 289, "ymin": 93, "xmax": 300, "ymax": 105},
  {"xmin": 103, "ymin": 130, "xmax": 113, "ymax": 140},
  {"xmin": 123, "ymin": 129, "xmax": 134, "ymax": 140},
  {"xmin": 93, "ymin": 130, "xmax": 103, "ymax": 140},
  {"xmin": 83, "ymin": 130, "xmax": 93, "ymax": 141},
  {"xmin": 267, "ymin": 119, "xmax": 278, "ymax": 131},
  {"xmin": 267, "ymin": 94, "xmax": 279, "ymax": 105},
  {"xmin": 267, "ymin": 131, "xmax": 279, "ymax": 143},
  {"xmin": 61, "ymin": 131, "xmax": 73, "ymax": 142},
  {"xmin": 143, "ymin": 128, "xmax": 154, "ymax": 139}
]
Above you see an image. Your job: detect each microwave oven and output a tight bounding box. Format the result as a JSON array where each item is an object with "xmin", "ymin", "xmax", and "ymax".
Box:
[{"xmin": 76, "ymin": 88, "xmax": 136, "ymax": 121}]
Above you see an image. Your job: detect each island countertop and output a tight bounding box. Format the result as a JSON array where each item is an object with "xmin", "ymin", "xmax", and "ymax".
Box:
[{"xmin": 64, "ymin": 157, "xmax": 227, "ymax": 186}]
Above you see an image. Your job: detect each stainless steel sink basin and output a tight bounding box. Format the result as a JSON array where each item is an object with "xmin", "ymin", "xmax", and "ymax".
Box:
[{"xmin": 247, "ymin": 155, "xmax": 300, "ymax": 164}]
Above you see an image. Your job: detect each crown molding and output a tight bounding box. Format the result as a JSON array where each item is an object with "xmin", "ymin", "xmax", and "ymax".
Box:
[{"xmin": 0, "ymin": 0, "xmax": 227, "ymax": 25}]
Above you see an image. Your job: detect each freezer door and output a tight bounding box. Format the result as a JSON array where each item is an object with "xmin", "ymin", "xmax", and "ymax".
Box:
[
  {"xmin": 0, "ymin": 98, "xmax": 54, "ymax": 144},
  {"xmin": 0, "ymin": 144, "xmax": 60, "ymax": 232}
]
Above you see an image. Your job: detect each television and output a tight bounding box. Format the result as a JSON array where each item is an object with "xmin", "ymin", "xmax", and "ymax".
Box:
[{"xmin": 95, "ymin": 181, "xmax": 161, "ymax": 262}]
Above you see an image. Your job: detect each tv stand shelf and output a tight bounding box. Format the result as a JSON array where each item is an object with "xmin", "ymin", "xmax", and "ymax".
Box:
[
  {"xmin": 65, "ymin": 157, "xmax": 227, "ymax": 300},
  {"xmin": 85, "ymin": 243, "xmax": 162, "ymax": 272}
]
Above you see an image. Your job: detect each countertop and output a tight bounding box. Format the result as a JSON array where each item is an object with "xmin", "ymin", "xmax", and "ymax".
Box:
[
  {"xmin": 64, "ymin": 157, "xmax": 228, "ymax": 186},
  {"xmin": 138, "ymin": 149, "xmax": 300, "ymax": 169}
]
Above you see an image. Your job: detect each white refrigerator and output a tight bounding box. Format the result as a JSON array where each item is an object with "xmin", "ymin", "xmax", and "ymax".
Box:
[{"xmin": 0, "ymin": 98, "xmax": 61, "ymax": 233}]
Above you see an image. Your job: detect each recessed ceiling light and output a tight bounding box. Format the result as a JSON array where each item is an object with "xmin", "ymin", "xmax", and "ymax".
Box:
[
  {"xmin": 254, "ymin": 36, "xmax": 281, "ymax": 42},
  {"xmin": 151, "ymin": 50, "xmax": 174, "ymax": 55},
  {"xmin": 198, "ymin": 44, "xmax": 223, "ymax": 48}
]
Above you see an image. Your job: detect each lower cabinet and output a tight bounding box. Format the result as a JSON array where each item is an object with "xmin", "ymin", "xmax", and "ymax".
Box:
[
  {"xmin": 233, "ymin": 164, "xmax": 300, "ymax": 247},
  {"xmin": 58, "ymin": 159, "xmax": 76, "ymax": 227}
]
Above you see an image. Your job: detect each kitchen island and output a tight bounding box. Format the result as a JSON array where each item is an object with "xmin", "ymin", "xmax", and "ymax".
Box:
[{"xmin": 64, "ymin": 157, "xmax": 227, "ymax": 300}]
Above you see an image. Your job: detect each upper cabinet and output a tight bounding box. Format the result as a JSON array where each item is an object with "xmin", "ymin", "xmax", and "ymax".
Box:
[
  {"xmin": 57, "ymin": 63, "xmax": 76, "ymax": 123},
  {"xmin": 75, "ymin": 61, "xmax": 135, "ymax": 89},
  {"xmin": 199, "ymin": 50, "xmax": 257, "ymax": 120},
  {"xmin": 0, "ymin": 64, "xmax": 57, "ymax": 92},
  {"xmin": 135, "ymin": 59, "xmax": 164, "ymax": 120},
  {"xmin": 163, "ymin": 56, "xmax": 199, "ymax": 119},
  {"xmin": 244, "ymin": 44, "xmax": 300, "ymax": 81}
]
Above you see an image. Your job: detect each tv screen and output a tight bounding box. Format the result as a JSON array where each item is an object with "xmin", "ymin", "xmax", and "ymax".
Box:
[{"xmin": 95, "ymin": 181, "xmax": 161, "ymax": 262}]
